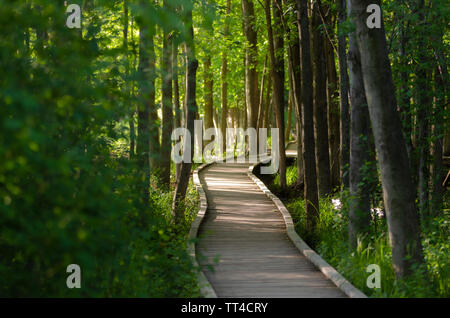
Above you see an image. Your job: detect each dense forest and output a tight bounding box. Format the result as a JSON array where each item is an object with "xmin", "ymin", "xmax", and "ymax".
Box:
[{"xmin": 0, "ymin": 0, "xmax": 448, "ymax": 297}]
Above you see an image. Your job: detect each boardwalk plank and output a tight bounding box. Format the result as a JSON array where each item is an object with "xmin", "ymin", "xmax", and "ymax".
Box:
[{"xmin": 196, "ymin": 162, "xmax": 346, "ymax": 298}]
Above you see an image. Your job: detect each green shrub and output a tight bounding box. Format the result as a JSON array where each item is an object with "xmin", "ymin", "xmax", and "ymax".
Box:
[
  {"xmin": 0, "ymin": 1, "xmax": 200, "ymax": 297},
  {"xmin": 287, "ymin": 195, "xmax": 449, "ymax": 297}
]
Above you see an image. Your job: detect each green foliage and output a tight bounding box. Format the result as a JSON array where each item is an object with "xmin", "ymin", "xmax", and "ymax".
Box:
[
  {"xmin": 286, "ymin": 195, "xmax": 449, "ymax": 298},
  {"xmin": 0, "ymin": 0, "xmax": 200, "ymax": 297},
  {"xmin": 273, "ymin": 164, "xmax": 298, "ymax": 190}
]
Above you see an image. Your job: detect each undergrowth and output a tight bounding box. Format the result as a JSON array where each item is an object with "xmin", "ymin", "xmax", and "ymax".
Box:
[{"xmin": 268, "ymin": 163, "xmax": 449, "ymax": 297}]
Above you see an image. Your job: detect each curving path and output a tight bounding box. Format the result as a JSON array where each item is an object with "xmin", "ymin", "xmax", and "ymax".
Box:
[{"xmin": 196, "ymin": 161, "xmax": 346, "ymax": 298}]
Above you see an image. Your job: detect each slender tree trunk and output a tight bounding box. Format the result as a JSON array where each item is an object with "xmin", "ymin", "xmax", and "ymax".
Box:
[
  {"xmin": 242, "ymin": 0, "xmax": 259, "ymax": 130},
  {"xmin": 123, "ymin": 1, "xmax": 136, "ymax": 159},
  {"xmin": 137, "ymin": 7, "xmax": 157, "ymax": 201},
  {"xmin": 172, "ymin": 3, "xmax": 198, "ymax": 224},
  {"xmin": 349, "ymin": 0, "xmax": 424, "ymax": 278},
  {"xmin": 243, "ymin": 89, "xmax": 248, "ymax": 131},
  {"xmin": 312, "ymin": 1, "xmax": 331, "ymax": 196},
  {"xmin": 416, "ymin": 0, "xmax": 432, "ymax": 217},
  {"xmin": 266, "ymin": 0, "xmax": 287, "ymax": 189},
  {"xmin": 220, "ymin": 0, "xmax": 231, "ymax": 150},
  {"xmin": 338, "ymin": 0, "xmax": 350, "ymax": 190},
  {"xmin": 398, "ymin": 17, "xmax": 415, "ymax": 181},
  {"xmin": 161, "ymin": 3, "xmax": 174, "ymax": 187},
  {"xmin": 148, "ymin": 38, "xmax": 159, "ymax": 170},
  {"xmin": 173, "ymin": 40, "xmax": 182, "ymax": 129},
  {"xmin": 290, "ymin": 52, "xmax": 304, "ymax": 184},
  {"xmin": 203, "ymin": 56, "xmax": 214, "ymax": 130},
  {"xmin": 347, "ymin": 14, "xmax": 371, "ymax": 248},
  {"xmin": 172, "ymin": 37, "xmax": 183, "ymax": 180},
  {"xmin": 285, "ymin": 0, "xmax": 304, "ymax": 184},
  {"xmin": 297, "ymin": 0, "xmax": 319, "ymax": 231},
  {"xmin": 264, "ymin": 79, "xmax": 272, "ymax": 129},
  {"xmin": 257, "ymin": 54, "xmax": 268, "ymax": 132},
  {"xmin": 431, "ymin": 67, "xmax": 444, "ymax": 217},
  {"xmin": 431, "ymin": 16, "xmax": 448, "ymax": 216},
  {"xmin": 131, "ymin": 15, "xmax": 139, "ymax": 157},
  {"xmin": 213, "ymin": 106, "xmax": 219, "ymax": 130},
  {"xmin": 285, "ymin": 90, "xmax": 293, "ymax": 141},
  {"xmin": 325, "ymin": 29, "xmax": 341, "ymax": 191}
]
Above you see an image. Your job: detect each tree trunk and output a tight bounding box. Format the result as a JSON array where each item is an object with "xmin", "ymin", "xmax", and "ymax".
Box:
[
  {"xmin": 398, "ymin": 17, "xmax": 415, "ymax": 182},
  {"xmin": 285, "ymin": 90, "xmax": 293, "ymax": 141},
  {"xmin": 264, "ymin": 79, "xmax": 272, "ymax": 129},
  {"xmin": 123, "ymin": 1, "xmax": 136, "ymax": 159},
  {"xmin": 220, "ymin": 0, "xmax": 231, "ymax": 150},
  {"xmin": 338, "ymin": 0, "xmax": 350, "ymax": 190},
  {"xmin": 285, "ymin": 0, "xmax": 304, "ymax": 184},
  {"xmin": 416, "ymin": 0, "xmax": 432, "ymax": 217},
  {"xmin": 312, "ymin": 1, "xmax": 331, "ymax": 196},
  {"xmin": 290, "ymin": 48, "xmax": 304, "ymax": 184},
  {"xmin": 257, "ymin": 54, "xmax": 268, "ymax": 132},
  {"xmin": 203, "ymin": 56, "xmax": 214, "ymax": 131},
  {"xmin": 161, "ymin": 1, "xmax": 174, "ymax": 187},
  {"xmin": 137, "ymin": 7, "xmax": 158, "ymax": 201},
  {"xmin": 297, "ymin": 0, "xmax": 319, "ymax": 231},
  {"xmin": 431, "ymin": 67, "xmax": 444, "ymax": 217},
  {"xmin": 265, "ymin": 0, "xmax": 287, "ymax": 189},
  {"xmin": 172, "ymin": 37, "xmax": 183, "ymax": 180},
  {"xmin": 242, "ymin": 0, "xmax": 259, "ymax": 130},
  {"xmin": 347, "ymin": 15, "xmax": 371, "ymax": 249},
  {"xmin": 172, "ymin": 4, "xmax": 198, "ymax": 224},
  {"xmin": 173, "ymin": 39, "xmax": 182, "ymax": 129},
  {"xmin": 325, "ymin": 26, "xmax": 340, "ymax": 191},
  {"xmin": 431, "ymin": 12, "xmax": 448, "ymax": 216},
  {"xmin": 349, "ymin": 0, "xmax": 424, "ymax": 278}
]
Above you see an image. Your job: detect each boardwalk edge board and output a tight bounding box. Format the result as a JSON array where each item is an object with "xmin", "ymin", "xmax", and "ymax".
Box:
[
  {"xmin": 189, "ymin": 162, "xmax": 218, "ymax": 298},
  {"xmin": 248, "ymin": 159, "xmax": 368, "ymax": 299}
]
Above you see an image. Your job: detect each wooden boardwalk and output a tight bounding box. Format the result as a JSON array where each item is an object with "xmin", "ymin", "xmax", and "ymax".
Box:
[{"xmin": 196, "ymin": 162, "xmax": 346, "ymax": 298}]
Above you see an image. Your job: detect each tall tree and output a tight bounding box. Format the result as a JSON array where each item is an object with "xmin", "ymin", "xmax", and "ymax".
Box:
[
  {"xmin": 265, "ymin": 0, "xmax": 287, "ymax": 189},
  {"xmin": 312, "ymin": 1, "xmax": 331, "ymax": 196},
  {"xmin": 173, "ymin": 39, "xmax": 182, "ymax": 131},
  {"xmin": 172, "ymin": 35, "xmax": 183, "ymax": 180},
  {"xmin": 349, "ymin": 0, "xmax": 424, "ymax": 278},
  {"xmin": 160, "ymin": 0, "xmax": 175, "ymax": 187},
  {"xmin": 297, "ymin": 0, "xmax": 319, "ymax": 231},
  {"xmin": 397, "ymin": 10, "xmax": 415, "ymax": 178},
  {"xmin": 242, "ymin": 0, "xmax": 259, "ymax": 129},
  {"xmin": 285, "ymin": 91, "xmax": 293, "ymax": 141},
  {"xmin": 172, "ymin": 2, "xmax": 199, "ymax": 224},
  {"xmin": 338, "ymin": 0, "xmax": 350, "ymax": 189},
  {"xmin": 430, "ymin": 3, "xmax": 448, "ymax": 216},
  {"xmin": 263, "ymin": 77, "xmax": 273, "ymax": 129},
  {"xmin": 347, "ymin": 6, "xmax": 371, "ymax": 248},
  {"xmin": 415, "ymin": 0, "xmax": 432, "ymax": 216},
  {"xmin": 123, "ymin": 0, "xmax": 136, "ymax": 159},
  {"xmin": 136, "ymin": 1, "xmax": 158, "ymax": 201},
  {"xmin": 203, "ymin": 56, "xmax": 214, "ymax": 131},
  {"xmin": 324, "ymin": 12, "xmax": 341, "ymax": 191},
  {"xmin": 257, "ymin": 54, "xmax": 268, "ymax": 132},
  {"xmin": 220, "ymin": 0, "xmax": 231, "ymax": 150},
  {"xmin": 285, "ymin": 0, "xmax": 304, "ymax": 184}
]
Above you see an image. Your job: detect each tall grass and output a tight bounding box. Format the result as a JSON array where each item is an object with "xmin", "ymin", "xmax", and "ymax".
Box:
[{"xmin": 286, "ymin": 195, "xmax": 449, "ymax": 297}]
